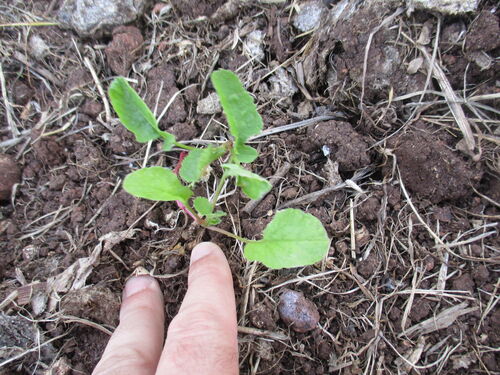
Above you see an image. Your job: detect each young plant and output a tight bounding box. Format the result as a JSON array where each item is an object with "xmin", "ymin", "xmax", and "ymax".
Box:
[{"xmin": 108, "ymin": 70, "xmax": 330, "ymax": 269}]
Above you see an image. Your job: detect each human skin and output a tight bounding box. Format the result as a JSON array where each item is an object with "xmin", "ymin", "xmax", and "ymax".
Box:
[{"xmin": 93, "ymin": 242, "xmax": 239, "ymax": 375}]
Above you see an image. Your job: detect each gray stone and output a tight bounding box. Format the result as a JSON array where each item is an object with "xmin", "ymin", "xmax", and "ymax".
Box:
[
  {"xmin": 243, "ymin": 30, "xmax": 265, "ymax": 61},
  {"xmin": 409, "ymin": 0, "xmax": 478, "ymax": 14},
  {"xmin": 293, "ymin": 1, "xmax": 325, "ymax": 33},
  {"xmin": 58, "ymin": 0, "xmax": 147, "ymax": 37},
  {"xmin": 196, "ymin": 92, "xmax": 221, "ymax": 115}
]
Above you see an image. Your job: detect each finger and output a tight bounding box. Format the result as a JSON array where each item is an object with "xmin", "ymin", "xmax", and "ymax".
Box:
[
  {"xmin": 157, "ymin": 242, "xmax": 238, "ymax": 375},
  {"xmin": 93, "ymin": 275, "xmax": 165, "ymax": 375}
]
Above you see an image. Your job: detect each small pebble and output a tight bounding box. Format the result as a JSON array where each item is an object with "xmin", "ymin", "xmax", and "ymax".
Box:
[
  {"xmin": 196, "ymin": 92, "xmax": 221, "ymax": 115},
  {"xmin": 293, "ymin": 1, "xmax": 325, "ymax": 33},
  {"xmin": 278, "ymin": 289, "xmax": 319, "ymax": 333}
]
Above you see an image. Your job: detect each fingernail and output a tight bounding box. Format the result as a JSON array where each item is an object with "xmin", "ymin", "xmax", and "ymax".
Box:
[
  {"xmin": 190, "ymin": 242, "xmax": 216, "ymax": 265},
  {"xmin": 123, "ymin": 275, "xmax": 155, "ymax": 299}
]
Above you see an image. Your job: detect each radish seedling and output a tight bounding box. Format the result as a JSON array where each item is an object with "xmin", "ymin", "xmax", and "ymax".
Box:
[{"xmin": 108, "ymin": 70, "xmax": 330, "ymax": 269}]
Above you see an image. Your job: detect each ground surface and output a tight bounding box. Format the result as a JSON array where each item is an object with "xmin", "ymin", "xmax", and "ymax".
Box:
[{"xmin": 0, "ymin": 0, "xmax": 499, "ymax": 374}]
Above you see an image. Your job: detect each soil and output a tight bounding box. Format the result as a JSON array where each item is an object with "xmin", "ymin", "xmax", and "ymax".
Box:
[{"xmin": 0, "ymin": 1, "xmax": 499, "ymax": 374}]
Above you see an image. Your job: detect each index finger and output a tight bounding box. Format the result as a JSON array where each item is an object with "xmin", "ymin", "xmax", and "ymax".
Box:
[{"xmin": 156, "ymin": 242, "xmax": 238, "ymax": 375}]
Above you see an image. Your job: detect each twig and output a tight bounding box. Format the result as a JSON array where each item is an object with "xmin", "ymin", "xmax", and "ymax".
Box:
[
  {"xmin": 0, "ymin": 62, "xmax": 19, "ymax": 137},
  {"xmin": 243, "ymin": 162, "xmax": 291, "ymax": 214},
  {"xmin": 238, "ymin": 326, "xmax": 288, "ymax": 341},
  {"xmin": 248, "ymin": 115, "xmax": 340, "ymax": 141},
  {"xmin": 406, "ymin": 38, "xmax": 477, "ymax": 158},
  {"xmin": 278, "ymin": 167, "xmax": 372, "ymax": 209},
  {"xmin": 84, "ymin": 57, "xmax": 111, "ymax": 123}
]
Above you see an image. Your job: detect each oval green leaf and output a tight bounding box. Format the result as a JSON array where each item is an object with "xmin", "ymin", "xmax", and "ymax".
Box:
[
  {"xmin": 233, "ymin": 142, "xmax": 258, "ymax": 163},
  {"xmin": 211, "ymin": 70, "xmax": 262, "ymax": 143},
  {"xmin": 109, "ymin": 78, "xmax": 176, "ymax": 145},
  {"xmin": 244, "ymin": 209, "xmax": 330, "ymax": 269},
  {"xmin": 222, "ymin": 163, "xmax": 271, "ymax": 200},
  {"xmin": 193, "ymin": 197, "xmax": 226, "ymax": 225},
  {"xmin": 180, "ymin": 146, "xmax": 226, "ymax": 183},
  {"xmin": 123, "ymin": 167, "xmax": 193, "ymax": 203}
]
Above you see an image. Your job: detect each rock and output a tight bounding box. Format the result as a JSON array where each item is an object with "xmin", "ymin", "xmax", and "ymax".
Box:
[
  {"xmin": 0, "ymin": 154, "xmax": 21, "ymax": 201},
  {"xmin": 293, "ymin": 1, "xmax": 325, "ymax": 33},
  {"xmin": 0, "ymin": 313, "xmax": 55, "ymax": 361},
  {"xmin": 196, "ymin": 92, "xmax": 221, "ymax": 114},
  {"xmin": 29, "ymin": 34, "xmax": 49, "ymax": 60},
  {"xmin": 105, "ymin": 26, "xmax": 144, "ymax": 76},
  {"xmin": 243, "ymin": 30, "xmax": 265, "ymax": 61},
  {"xmin": 409, "ymin": 0, "xmax": 478, "ymax": 14},
  {"xmin": 278, "ymin": 289, "xmax": 319, "ymax": 333},
  {"xmin": 269, "ymin": 68, "xmax": 298, "ymax": 100},
  {"xmin": 58, "ymin": 0, "xmax": 147, "ymax": 37}
]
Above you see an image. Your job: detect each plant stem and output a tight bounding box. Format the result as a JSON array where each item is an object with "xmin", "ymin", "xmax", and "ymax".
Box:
[
  {"xmin": 210, "ymin": 171, "xmax": 229, "ymax": 210},
  {"xmin": 204, "ymin": 226, "xmax": 252, "ymax": 243},
  {"xmin": 182, "ymin": 201, "xmax": 204, "ymax": 225},
  {"xmin": 175, "ymin": 142, "xmax": 195, "ymax": 151}
]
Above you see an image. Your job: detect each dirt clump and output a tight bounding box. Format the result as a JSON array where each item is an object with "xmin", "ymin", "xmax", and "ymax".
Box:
[
  {"xmin": 471, "ymin": 265, "xmax": 490, "ymax": 285},
  {"xmin": 32, "ymin": 134, "xmax": 66, "ymax": 167},
  {"xmin": 304, "ymin": 121, "xmax": 371, "ymax": 171},
  {"xmin": 409, "ymin": 298, "xmax": 432, "ymax": 321},
  {"xmin": 145, "ymin": 64, "xmax": 187, "ymax": 127},
  {"xmin": 390, "ymin": 129, "xmax": 481, "ymax": 203},
  {"xmin": 301, "ymin": 2, "xmax": 426, "ymax": 102},
  {"xmin": 357, "ymin": 196, "xmax": 380, "ymax": 222},
  {"xmin": 249, "ymin": 302, "xmax": 277, "ymax": 330},
  {"xmin": 168, "ymin": 121, "xmax": 198, "ymax": 141},
  {"xmin": 466, "ymin": 11, "xmax": 500, "ymax": 53},
  {"xmin": 0, "ymin": 154, "xmax": 21, "ymax": 201},
  {"xmin": 171, "ymin": 0, "xmax": 225, "ymax": 18},
  {"xmin": 11, "ymin": 80, "xmax": 34, "ymax": 105},
  {"xmin": 357, "ymin": 252, "xmax": 379, "ymax": 278},
  {"xmin": 278, "ymin": 289, "xmax": 320, "ymax": 333},
  {"xmin": 452, "ymin": 273, "xmax": 475, "ymax": 293},
  {"xmin": 105, "ymin": 26, "xmax": 144, "ymax": 76},
  {"xmin": 61, "ymin": 285, "xmax": 120, "ymax": 326}
]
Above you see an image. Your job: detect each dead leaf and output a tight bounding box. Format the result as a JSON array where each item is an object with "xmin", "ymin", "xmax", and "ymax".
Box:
[{"xmin": 47, "ymin": 230, "xmax": 138, "ymax": 311}]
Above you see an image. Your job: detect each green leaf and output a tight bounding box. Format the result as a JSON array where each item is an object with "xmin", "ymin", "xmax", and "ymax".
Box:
[
  {"xmin": 211, "ymin": 70, "xmax": 262, "ymax": 143},
  {"xmin": 194, "ymin": 197, "xmax": 212, "ymax": 215},
  {"xmin": 162, "ymin": 133, "xmax": 176, "ymax": 151},
  {"xmin": 222, "ymin": 163, "xmax": 271, "ymax": 200},
  {"xmin": 233, "ymin": 142, "xmax": 258, "ymax": 163},
  {"xmin": 180, "ymin": 146, "xmax": 226, "ymax": 183},
  {"xmin": 244, "ymin": 209, "xmax": 330, "ymax": 269},
  {"xmin": 123, "ymin": 167, "xmax": 193, "ymax": 203},
  {"xmin": 109, "ymin": 78, "xmax": 176, "ymax": 145},
  {"xmin": 193, "ymin": 197, "xmax": 226, "ymax": 225}
]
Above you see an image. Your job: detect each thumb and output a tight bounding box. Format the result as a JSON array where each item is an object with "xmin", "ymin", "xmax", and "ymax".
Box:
[{"xmin": 156, "ymin": 242, "xmax": 238, "ymax": 375}]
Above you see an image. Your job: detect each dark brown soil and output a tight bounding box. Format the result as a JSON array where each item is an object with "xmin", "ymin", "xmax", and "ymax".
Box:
[
  {"xmin": 0, "ymin": 1, "xmax": 499, "ymax": 374},
  {"xmin": 105, "ymin": 26, "xmax": 144, "ymax": 76},
  {"xmin": 389, "ymin": 126, "xmax": 483, "ymax": 203}
]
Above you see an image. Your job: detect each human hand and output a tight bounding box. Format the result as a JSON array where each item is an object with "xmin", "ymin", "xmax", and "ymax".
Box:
[{"xmin": 93, "ymin": 242, "xmax": 238, "ymax": 375}]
